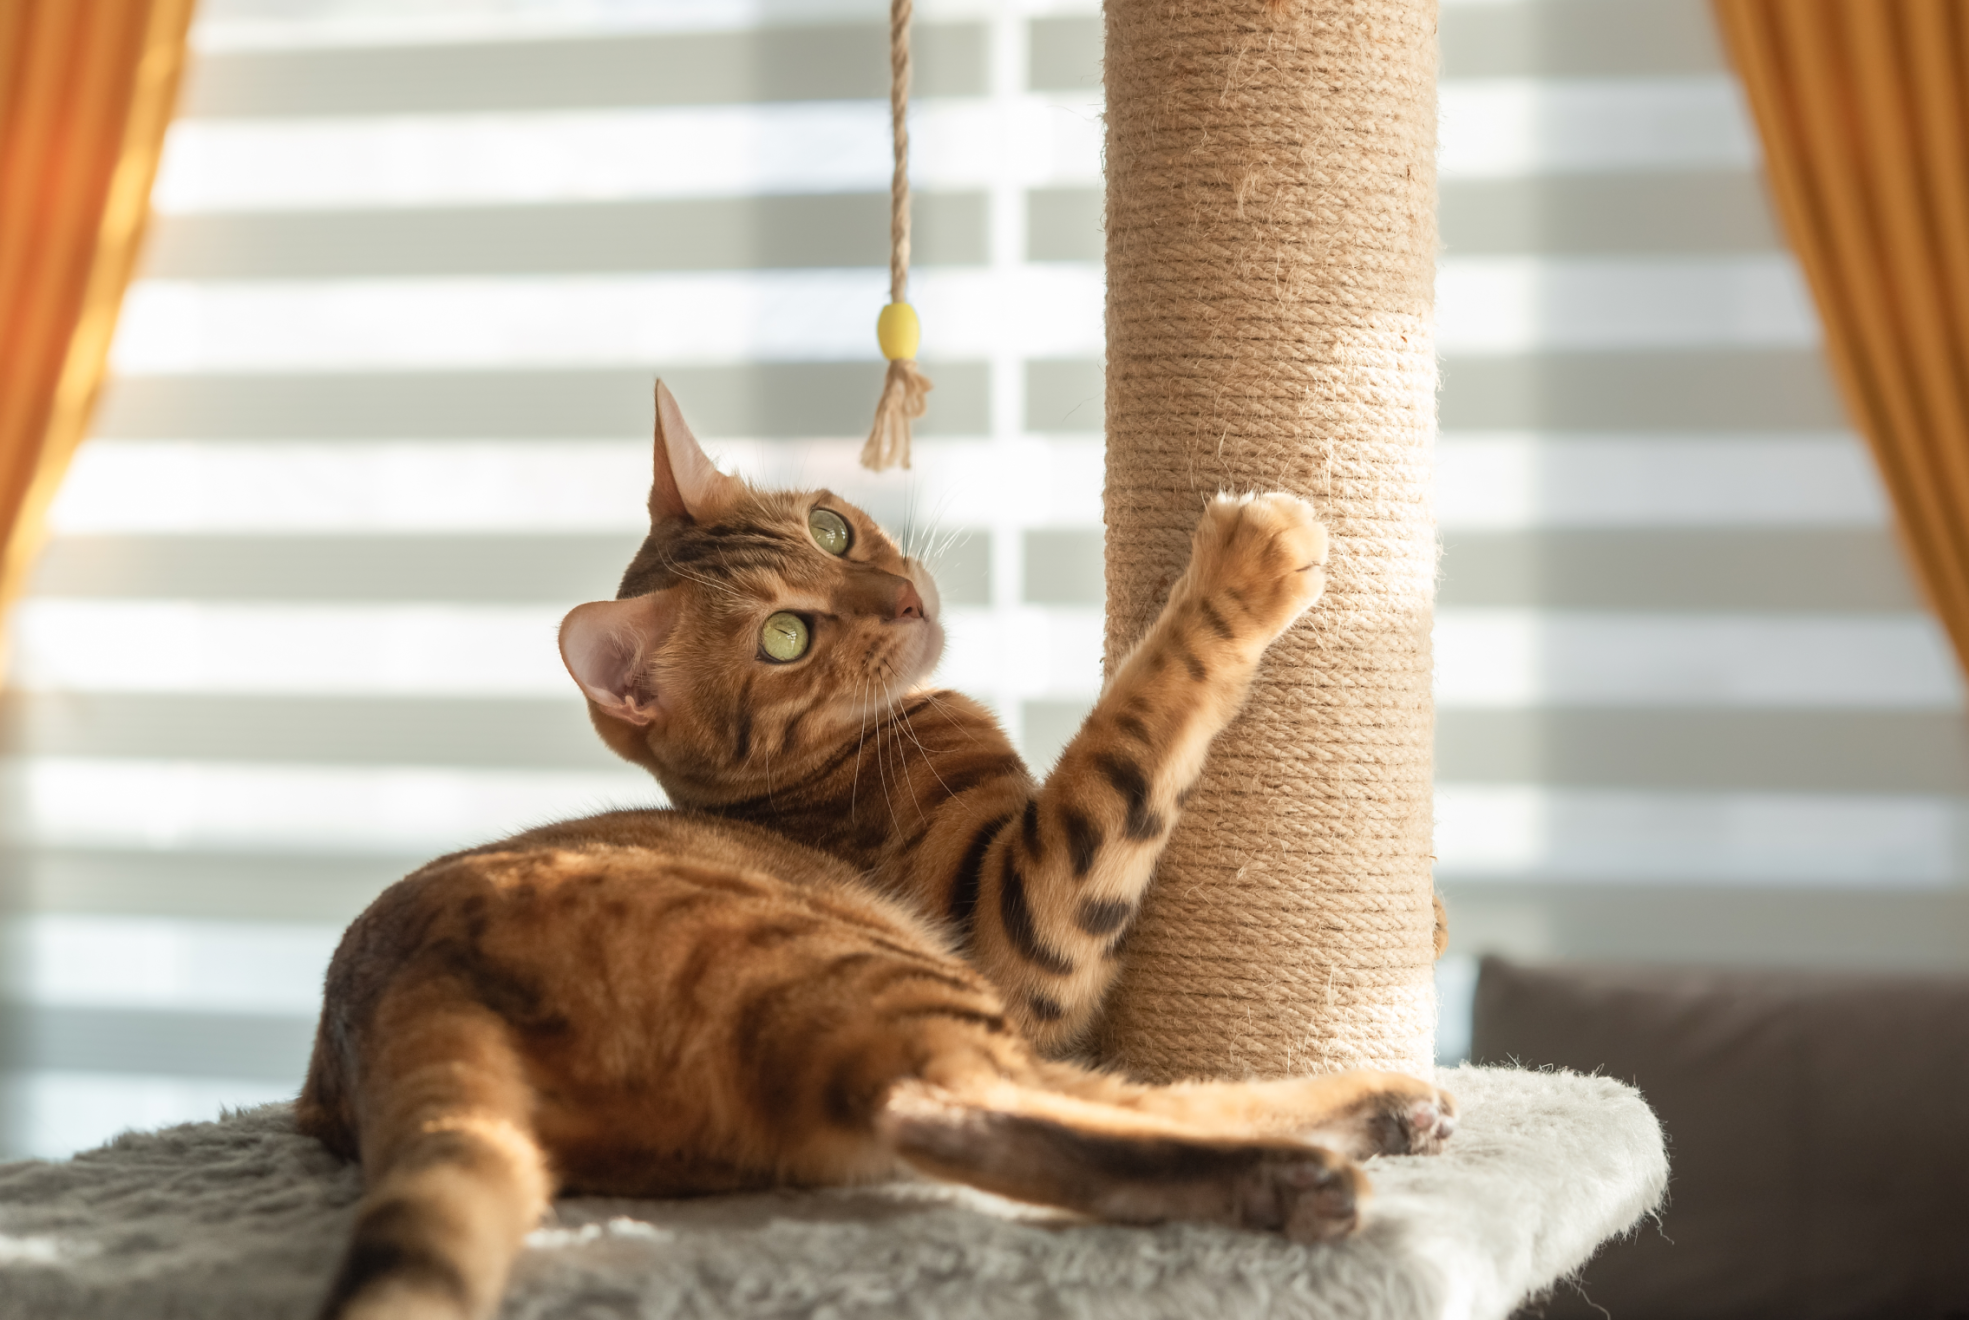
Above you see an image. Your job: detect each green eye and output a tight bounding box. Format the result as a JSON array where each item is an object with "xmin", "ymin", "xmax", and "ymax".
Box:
[
  {"xmin": 808, "ymin": 507, "xmax": 852, "ymax": 556},
  {"xmin": 760, "ymin": 611, "xmax": 810, "ymax": 662}
]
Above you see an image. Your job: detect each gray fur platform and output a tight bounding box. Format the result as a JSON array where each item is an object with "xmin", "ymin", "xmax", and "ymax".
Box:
[{"xmin": 0, "ymin": 1065, "xmax": 1665, "ymax": 1320}]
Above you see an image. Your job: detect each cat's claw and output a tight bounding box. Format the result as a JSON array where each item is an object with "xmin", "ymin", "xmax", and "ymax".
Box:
[{"xmin": 1189, "ymin": 491, "xmax": 1329, "ymax": 642}]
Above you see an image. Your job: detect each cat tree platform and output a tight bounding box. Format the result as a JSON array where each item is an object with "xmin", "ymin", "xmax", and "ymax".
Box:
[{"xmin": 0, "ymin": 1065, "xmax": 1664, "ymax": 1320}]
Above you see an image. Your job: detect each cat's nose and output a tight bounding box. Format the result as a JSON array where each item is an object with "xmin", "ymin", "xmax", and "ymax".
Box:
[{"xmin": 894, "ymin": 579, "xmax": 925, "ymax": 620}]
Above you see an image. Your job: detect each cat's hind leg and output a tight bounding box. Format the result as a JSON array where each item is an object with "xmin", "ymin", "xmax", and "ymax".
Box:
[
  {"xmin": 876, "ymin": 1057, "xmax": 1455, "ymax": 1240},
  {"xmin": 313, "ymin": 990, "xmax": 550, "ymax": 1320},
  {"xmin": 879, "ymin": 1077, "xmax": 1367, "ymax": 1242},
  {"xmin": 1031, "ymin": 1063, "xmax": 1458, "ymax": 1161}
]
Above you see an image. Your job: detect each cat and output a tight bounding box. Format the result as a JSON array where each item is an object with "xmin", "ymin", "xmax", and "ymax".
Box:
[{"xmin": 296, "ymin": 382, "xmax": 1456, "ymax": 1320}]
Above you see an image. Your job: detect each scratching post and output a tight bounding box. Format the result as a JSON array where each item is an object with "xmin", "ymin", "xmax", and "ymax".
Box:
[{"xmin": 1099, "ymin": 0, "xmax": 1440, "ymax": 1080}]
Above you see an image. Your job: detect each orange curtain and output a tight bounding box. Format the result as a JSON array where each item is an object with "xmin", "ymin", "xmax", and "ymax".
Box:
[
  {"xmin": 1714, "ymin": 1, "xmax": 1969, "ymax": 672},
  {"xmin": 0, "ymin": 0, "xmax": 194, "ymax": 627}
]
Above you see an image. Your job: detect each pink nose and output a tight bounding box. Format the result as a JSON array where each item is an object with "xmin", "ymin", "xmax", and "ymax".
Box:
[{"xmin": 895, "ymin": 579, "xmax": 925, "ymax": 620}]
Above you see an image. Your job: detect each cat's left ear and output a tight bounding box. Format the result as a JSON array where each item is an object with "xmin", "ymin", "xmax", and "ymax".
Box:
[
  {"xmin": 650, "ymin": 380, "xmax": 742, "ymax": 525},
  {"xmin": 559, "ymin": 592, "xmax": 678, "ymax": 727}
]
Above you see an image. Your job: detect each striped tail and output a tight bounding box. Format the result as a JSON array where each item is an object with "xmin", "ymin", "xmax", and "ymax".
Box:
[{"xmin": 315, "ymin": 1019, "xmax": 549, "ymax": 1320}]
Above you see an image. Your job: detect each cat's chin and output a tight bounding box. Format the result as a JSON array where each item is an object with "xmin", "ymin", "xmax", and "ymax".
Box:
[
  {"xmin": 908, "ymin": 618, "xmax": 946, "ymax": 688},
  {"xmin": 868, "ymin": 618, "xmax": 945, "ymax": 711}
]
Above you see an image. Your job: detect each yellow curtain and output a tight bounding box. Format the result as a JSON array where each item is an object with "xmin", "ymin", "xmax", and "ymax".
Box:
[
  {"xmin": 0, "ymin": 0, "xmax": 195, "ymax": 629},
  {"xmin": 1714, "ymin": 0, "xmax": 1969, "ymax": 672}
]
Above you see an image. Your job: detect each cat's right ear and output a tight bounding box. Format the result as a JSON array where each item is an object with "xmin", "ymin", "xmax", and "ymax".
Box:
[
  {"xmin": 559, "ymin": 592, "xmax": 677, "ymax": 727},
  {"xmin": 650, "ymin": 380, "xmax": 741, "ymax": 525}
]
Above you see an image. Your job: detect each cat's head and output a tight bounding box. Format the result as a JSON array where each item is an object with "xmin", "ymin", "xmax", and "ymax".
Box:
[{"xmin": 558, "ymin": 382, "xmax": 944, "ymax": 793}]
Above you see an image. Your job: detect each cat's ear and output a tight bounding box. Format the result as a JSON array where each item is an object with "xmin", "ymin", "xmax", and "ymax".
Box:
[
  {"xmin": 650, "ymin": 380, "xmax": 740, "ymax": 524},
  {"xmin": 559, "ymin": 592, "xmax": 677, "ymax": 727}
]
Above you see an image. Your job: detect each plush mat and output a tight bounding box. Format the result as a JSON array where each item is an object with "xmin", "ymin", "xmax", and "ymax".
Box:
[{"xmin": 0, "ymin": 1065, "xmax": 1664, "ymax": 1320}]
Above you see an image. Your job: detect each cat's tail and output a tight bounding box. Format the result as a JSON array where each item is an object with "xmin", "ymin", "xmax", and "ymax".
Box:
[{"xmin": 314, "ymin": 1004, "xmax": 549, "ymax": 1320}]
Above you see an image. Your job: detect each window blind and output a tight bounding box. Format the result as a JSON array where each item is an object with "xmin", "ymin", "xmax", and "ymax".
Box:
[{"xmin": 1426, "ymin": 0, "xmax": 1969, "ymax": 1058}]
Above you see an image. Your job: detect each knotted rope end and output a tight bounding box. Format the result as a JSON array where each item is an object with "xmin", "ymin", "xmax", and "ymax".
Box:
[
  {"xmin": 861, "ymin": 351, "xmax": 932, "ymax": 472},
  {"xmin": 862, "ymin": 302, "xmax": 930, "ymax": 471}
]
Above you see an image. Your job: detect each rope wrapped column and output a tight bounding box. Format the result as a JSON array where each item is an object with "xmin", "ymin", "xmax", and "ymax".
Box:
[{"xmin": 1098, "ymin": 0, "xmax": 1440, "ymax": 1080}]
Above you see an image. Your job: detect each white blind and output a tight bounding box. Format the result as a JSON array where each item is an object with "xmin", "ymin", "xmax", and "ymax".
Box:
[
  {"xmin": 2, "ymin": 0, "xmax": 1958, "ymax": 1159},
  {"xmin": 1426, "ymin": 0, "xmax": 1967, "ymax": 1058}
]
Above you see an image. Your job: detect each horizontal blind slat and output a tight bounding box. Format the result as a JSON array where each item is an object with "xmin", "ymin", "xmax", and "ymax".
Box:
[
  {"xmin": 1438, "ymin": 886, "xmax": 1969, "ymax": 965},
  {"xmin": 91, "ymin": 363, "xmax": 997, "ymax": 437},
  {"xmin": 144, "ymin": 193, "xmax": 994, "ymax": 278},
  {"xmin": 0, "ymin": 693, "xmax": 615, "ymax": 768},
  {"xmin": 4, "ymin": 847, "xmax": 434, "ymax": 922},
  {"xmin": 1441, "ymin": 0, "xmax": 1725, "ymax": 78},
  {"xmin": 1442, "ymin": 351, "xmax": 1846, "ymax": 428},
  {"xmin": 1436, "ymin": 529, "xmax": 1917, "ymax": 610},
  {"xmin": 1435, "ymin": 785, "xmax": 1957, "ymax": 885},
  {"xmin": 0, "ymin": 1005, "xmax": 312, "ymax": 1079},
  {"xmin": 179, "ymin": 22, "xmax": 988, "ymax": 117},
  {"xmin": 1435, "ymin": 611, "xmax": 1961, "ymax": 709},
  {"xmin": 1439, "ymin": 708, "xmax": 1969, "ymax": 794},
  {"xmin": 1443, "ymin": 174, "xmax": 1779, "ymax": 253}
]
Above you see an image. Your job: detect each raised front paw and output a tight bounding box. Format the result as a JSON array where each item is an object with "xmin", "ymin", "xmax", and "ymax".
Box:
[{"xmin": 1186, "ymin": 492, "xmax": 1328, "ymax": 644}]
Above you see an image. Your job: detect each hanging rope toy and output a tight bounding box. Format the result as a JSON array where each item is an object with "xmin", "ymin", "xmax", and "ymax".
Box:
[{"xmin": 861, "ymin": 0, "xmax": 932, "ymax": 472}]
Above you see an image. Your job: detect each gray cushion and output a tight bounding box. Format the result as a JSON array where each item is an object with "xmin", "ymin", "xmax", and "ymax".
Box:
[
  {"xmin": 1472, "ymin": 957, "xmax": 1969, "ymax": 1320},
  {"xmin": 0, "ymin": 1068, "xmax": 1667, "ymax": 1320}
]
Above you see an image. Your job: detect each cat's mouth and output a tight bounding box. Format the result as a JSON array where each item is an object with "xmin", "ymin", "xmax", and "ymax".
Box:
[{"xmin": 852, "ymin": 617, "xmax": 942, "ymax": 722}]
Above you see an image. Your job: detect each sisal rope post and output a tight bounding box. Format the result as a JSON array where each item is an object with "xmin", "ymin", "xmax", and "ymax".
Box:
[
  {"xmin": 1097, "ymin": 0, "xmax": 1441, "ymax": 1081},
  {"xmin": 860, "ymin": 0, "xmax": 933, "ymax": 472}
]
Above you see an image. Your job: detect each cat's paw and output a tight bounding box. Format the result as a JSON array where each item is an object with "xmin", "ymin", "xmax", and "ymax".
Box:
[
  {"xmin": 1232, "ymin": 1146, "xmax": 1367, "ymax": 1243},
  {"xmin": 1187, "ymin": 492, "xmax": 1328, "ymax": 642},
  {"xmin": 1346, "ymin": 1077, "xmax": 1457, "ymax": 1159}
]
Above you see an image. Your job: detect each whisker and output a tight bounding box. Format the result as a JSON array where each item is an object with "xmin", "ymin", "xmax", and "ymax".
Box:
[
  {"xmin": 902, "ymin": 479, "xmax": 951, "ymax": 564},
  {"xmin": 892, "ymin": 486, "xmax": 957, "ymax": 570},
  {"xmin": 849, "ymin": 674, "xmax": 872, "ymax": 821},
  {"xmin": 869, "ymin": 681, "xmax": 903, "ymax": 827},
  {"xmin": 759, "ymin": 700, "xmax": 779, "ymax": 809},
  {"xmin": 897, "ymin": 481, "xmax": 924, "ymax": 559},
  {"xmin": 913, "ymin": 688, "xmax": 987, "ymax": 748},
  {"xmin": 895, "ymin": 699, "xmax": 954, "ymax": 799},
  {"xmin": 885, "ymin": 691, "xmax": 929, "ymax": 824}
]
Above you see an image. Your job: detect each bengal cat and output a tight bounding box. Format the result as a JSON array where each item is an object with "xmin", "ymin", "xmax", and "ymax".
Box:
[{"xmin": 298, "ymin": 383, "xmax": 1455, "ymax": 1320}]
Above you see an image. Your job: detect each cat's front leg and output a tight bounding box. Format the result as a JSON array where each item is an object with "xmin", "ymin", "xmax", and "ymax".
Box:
[{"xmin": 962, "ymin": 493, "xmax": 1327, "ymax": 1052}]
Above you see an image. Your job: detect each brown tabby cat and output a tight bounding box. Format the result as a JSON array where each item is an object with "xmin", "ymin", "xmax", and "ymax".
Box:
[{"xmin": 297, "ymin": 383, "xmax": 1455, "ymax": 1320}]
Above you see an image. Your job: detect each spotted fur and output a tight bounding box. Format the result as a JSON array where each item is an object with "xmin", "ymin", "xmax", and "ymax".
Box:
[{"xmin": 298, "ymin": 383, "xmax": 1455, "ymax": 1320}]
